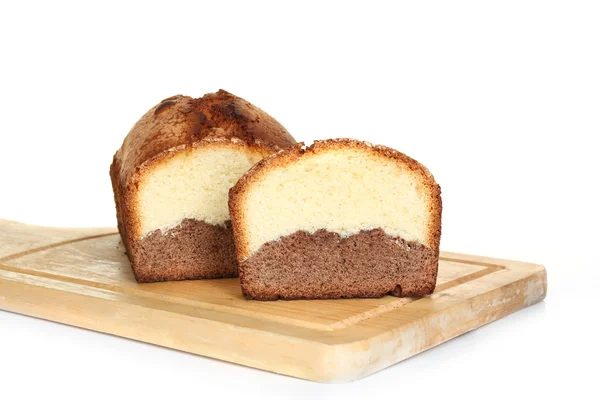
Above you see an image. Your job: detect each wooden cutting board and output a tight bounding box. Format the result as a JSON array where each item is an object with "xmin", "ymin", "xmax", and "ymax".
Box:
[{"xmin": 0, "ymin": 219, "xmax": 546, "ymax": 382}]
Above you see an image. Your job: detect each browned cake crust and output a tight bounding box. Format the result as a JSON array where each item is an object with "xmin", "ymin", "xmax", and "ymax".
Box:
[
  {"xmin": 240, "ymin": 228, "xmax": 438, "ymax": 300},
  {"xmin": 229, "ymin": 139, "xmax": 442, "ymax": 300},
  {"xmin": 110, "ymin": 90, "xmax": 296, "ymax": 282}
]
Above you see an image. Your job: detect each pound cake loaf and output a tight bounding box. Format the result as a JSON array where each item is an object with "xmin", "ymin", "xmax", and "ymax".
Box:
[
  {"xmin": 110, "ymin": 90, "xmax": 296, "ymax": 282},
  {"xmin": 229, "ymin": 139, "xmax": 442, "ymax": 300}
]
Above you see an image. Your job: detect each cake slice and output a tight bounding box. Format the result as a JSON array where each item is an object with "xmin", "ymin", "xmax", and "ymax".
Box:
[
  {"xmin": 229, "ymin": 139, "xmax": 442, "ymax": 300},
  {"xmin": 110, "ymin": 90, "xmax": 296, "ymax": 282}
]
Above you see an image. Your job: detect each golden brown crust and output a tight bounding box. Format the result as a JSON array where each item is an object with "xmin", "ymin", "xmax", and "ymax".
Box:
[
  {"xmin": 229, "ymin": 139, "xmax": 443, "ymax": 262},
  {"xmin": 113, "ymin": 90, "xmax": 295, "ymax": 192},
  {"xmin": 110, "ymin": 90, "xmax": 296, "ymax": 280}
]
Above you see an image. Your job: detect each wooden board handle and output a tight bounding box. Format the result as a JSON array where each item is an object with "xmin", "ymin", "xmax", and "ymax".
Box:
[{"xmin": 0, "ymin": 219, "xmax": 118, "ymax": 261}]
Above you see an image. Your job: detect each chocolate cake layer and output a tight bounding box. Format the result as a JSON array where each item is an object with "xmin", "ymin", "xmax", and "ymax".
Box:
[
  {"xmin": 131, "ymin": 218, "xmax": 237, "ymax": 282},
  {"xmin": 239, "ymin": 228, "xmax": 438, "ymax": 300}
]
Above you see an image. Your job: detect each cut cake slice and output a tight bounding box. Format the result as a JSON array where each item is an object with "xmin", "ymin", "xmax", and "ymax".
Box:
[
  {"xmin": 229, "ymin": 139, "xmax": 442, "ymax": 300},
  {"xmin": 110, "ymin": 90, "xmax": 296, "ymax": 282}
]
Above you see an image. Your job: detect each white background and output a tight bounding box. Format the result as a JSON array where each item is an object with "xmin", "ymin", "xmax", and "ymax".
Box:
[{"xmin": 0, "ymin": 1, "xmax": 598, "ymax": 398}]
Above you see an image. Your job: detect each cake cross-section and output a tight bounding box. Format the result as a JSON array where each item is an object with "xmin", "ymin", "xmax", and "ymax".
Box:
[
  {"xmin": 110, "ymin": 90, "xmax": 296, "ymax": 282},
  {"xmin": 229, "ymin": 139, "xmax": 442, "ymax": 300}
]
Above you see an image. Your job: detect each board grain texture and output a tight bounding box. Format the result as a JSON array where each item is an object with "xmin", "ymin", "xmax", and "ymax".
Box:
[{"xmin": 0, "ymin": 219, "xmax": 547, "ymax": 382}]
